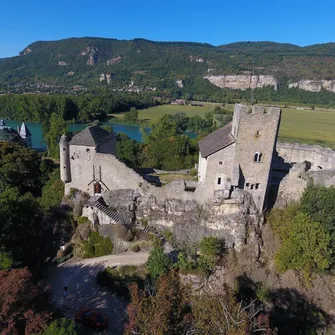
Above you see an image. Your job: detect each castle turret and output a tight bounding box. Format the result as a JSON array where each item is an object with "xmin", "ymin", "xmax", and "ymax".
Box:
[
  {"xmin": 59, "ymin": 134, "xmax": 71, "ymax": 183},
  {"xmin": 18, "ymin": 122, "xmax": 32, "ymax": 148}
]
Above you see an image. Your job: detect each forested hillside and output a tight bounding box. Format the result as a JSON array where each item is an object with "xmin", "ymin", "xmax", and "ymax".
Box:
[{"xmin": 2, "ymin": 37, "xmax": 335, "ymax": 95}]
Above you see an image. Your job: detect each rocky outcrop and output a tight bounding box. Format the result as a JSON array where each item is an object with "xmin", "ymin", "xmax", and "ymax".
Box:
[
  {"xmin": 58, "ymin": 61, "xmax": 68, "ymax": 66},
  {"xmin": 80, "ymin": 47, "xmax": 99, "ymax": 65},
  {"xmin": 204, "ymin": 75, "xmax": 278, "ymax": 91},
  {"xmin": 99, "ymin": 73, "xmax": 112, "ymax": 83},
  {"xmin": 107, "ymin": 56, "xmax": 122, "ymax": 65},
  {"xmin": 289, "ymin": 80, "xmax": 335, "ymax": 92},
  {"xmin": 189, "ymin": 55, "xmax": 206, "ymax": 63},
  {"xmin": 101, "ymin": 188, "xmax": 261, "ymax": 252},
  {"xmin": 176, "ymin": 80, "xmax": 184, "ymax": 88}
]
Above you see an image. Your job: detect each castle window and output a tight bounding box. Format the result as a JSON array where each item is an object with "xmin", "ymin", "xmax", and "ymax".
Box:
[
  {"xmin": 255, "ymin": 130, "xmax": 261, "ymax": 138},
  {"xmin": 317, "ymin": 166, "xmax": 323, "ymax": 170},
  {"xmin": 250, "ymin": 184, "xmax": 254, "ymax": 190},
  {"xmin": 255, "ymin": 183, "xmax": 260, "ymax": 189},
  {"xmin": 94, "ymin": 183, "xmax": 102, "ymax": 194},
  {"xmin": 254, "ymin": 152, "xmax": 262, "ymax": 162},
  {"xmin": 86, "ymin": 148, "xmax": 90, "ymax": 152},
  {"xmin": 217, "ymin": 178, "xmax": 221, "ymax": 185},
  {"xmin": 246, "ymin": 182, "xmax": 250, "ymax": 188},
  {"xmin": 219, "ymin": 161, "xmax": 223, "ymax": 165},
  {"xmin": 63, "ymin": 148, "xmax": 66, "ymax": 151}
]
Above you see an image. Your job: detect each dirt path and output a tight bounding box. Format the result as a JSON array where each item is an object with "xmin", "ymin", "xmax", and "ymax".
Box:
[{"xmin": 47, "ymin": 251, "xmax": 149, "ymax": 335}]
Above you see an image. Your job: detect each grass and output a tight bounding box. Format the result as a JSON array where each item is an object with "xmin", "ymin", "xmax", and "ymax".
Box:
[
  {"xmin": 151, "ymin": 173, "xmax": 197, "ymax": 185},
  {"xmin": 278, "ymin": 107, "xmax": 335, "ymax": 148},
  {"xmin": 137, "ymin": 104, "xmax": 215, "ymax": 123}
]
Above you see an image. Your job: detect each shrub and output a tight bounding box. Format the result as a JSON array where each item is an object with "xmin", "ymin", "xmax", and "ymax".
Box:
[
  {"xmin": 77, "ymin": 216, "xmax": 89, "ymax": 225},
  {"xmin": 0, "ymin": 252, "xmax": 13, "ymax": 270},
  {"xmin": 37, "ymin": 318, "xmax": 78, "ymax": 335},
  {"xmin": 198, "ymin": 236, "xmax": 222, "ymax": 274},
  {"xmin": 189, "ymin": 168, "xmax": 198, "ymax": 177},
  {"xmin": 131, "ymin": 244, "xmax": 140, "ymax": 253},
  {"xmin": 176, "ymin": 251, "xmax": 193, "ymax": 273},
  {"xmin": 82, "ymin": 231, "xmax": 113, "ymax": 259},
  {"xmin": 274, "ymin": 212, "xmax": 333, "ymax": 278},
  {"xmin": 146, "ymin": 246, "xmax": 171, "ymax": 278}
]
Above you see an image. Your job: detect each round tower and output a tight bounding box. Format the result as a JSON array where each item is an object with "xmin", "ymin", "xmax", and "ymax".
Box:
[{"xmin": 59, "ymin": 134, "xmax": 71, "ymax": 183}]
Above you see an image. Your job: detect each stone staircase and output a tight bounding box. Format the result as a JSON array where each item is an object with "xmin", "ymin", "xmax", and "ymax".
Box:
[{"xmin": 94, "ymin": 201, "xmax": 127, "ymax": 225}]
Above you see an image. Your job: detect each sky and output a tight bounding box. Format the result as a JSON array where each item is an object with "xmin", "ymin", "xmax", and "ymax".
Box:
[{"xmin": 1, "ymin": 0, "xmax": 335, "ymax": 58}]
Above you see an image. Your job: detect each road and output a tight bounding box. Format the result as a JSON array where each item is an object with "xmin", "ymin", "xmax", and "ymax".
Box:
[{"xmin": 47, "ymin": 251, "xmax": 149, "ymax": 335}]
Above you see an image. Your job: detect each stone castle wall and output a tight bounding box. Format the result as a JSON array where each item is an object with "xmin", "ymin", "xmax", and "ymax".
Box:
[
  {"xmin": 233, "ymin": 105, "xmax": 281, "ymax": 209},
  {"xmin": 276, "ymin": 142, "xmax": 335, "ymax": 171},
  {"xmin": 65, "ymin": 145, "xmax": 151, "ymax": 195}
]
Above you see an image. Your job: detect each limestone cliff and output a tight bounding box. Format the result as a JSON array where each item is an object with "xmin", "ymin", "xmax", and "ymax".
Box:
[
  {"xmin": 289, "ymin": 80, "xmax": 335, "ymax": 92},
  {"xmin": 204, "ymin": 75, "xmax": 278, "ymax": 91}
]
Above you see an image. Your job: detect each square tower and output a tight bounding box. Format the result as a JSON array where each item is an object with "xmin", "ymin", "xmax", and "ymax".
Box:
[{"xmin": 233, "ymin": 104, "xmax": 281, "ymax": 210}]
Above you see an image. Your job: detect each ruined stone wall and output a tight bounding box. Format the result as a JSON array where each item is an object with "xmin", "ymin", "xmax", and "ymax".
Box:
[
  {"xmin": 276, "ymin": 142, "xmax": 335, "ymax": 171},
  {"xmin": 204, "ymin": 75, "xmax": 277, "ymax": 91},
  {"xmin": 65, "ymin": 145, "xmax": 151, "ymax": 195},
  {"xmin": 234, "ymin": 105, "xmax": 281, "ymax": 209}
]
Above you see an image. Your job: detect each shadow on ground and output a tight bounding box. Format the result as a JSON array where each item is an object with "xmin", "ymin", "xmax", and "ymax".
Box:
[
  {"xmin": 236, "ymin": 274, "xmax": 330, "ymax": 335},
  {"xmin": 47, "ymin": 261, "xmax": 128, "ymax": 335}
]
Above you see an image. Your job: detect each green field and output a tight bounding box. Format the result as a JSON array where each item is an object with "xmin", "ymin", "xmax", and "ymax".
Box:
[
  {"xmin": 278, "ymin": 107, "xmax": 335, "ymax": 148},
  {"xmin": 114, "ymin": 104, "xmax": 335, "ymax": 148},
  {"xmin": 137, "ymin": 104, "xmax": 216, "ymax": 122}
]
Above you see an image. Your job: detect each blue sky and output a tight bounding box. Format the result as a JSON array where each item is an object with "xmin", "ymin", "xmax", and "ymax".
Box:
[{"xmin": 1, "ymin": 0, "xmax": 334, "ymax": 58}]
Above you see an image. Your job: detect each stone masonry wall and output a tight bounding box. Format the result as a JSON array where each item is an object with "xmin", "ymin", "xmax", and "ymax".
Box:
[
  {"xmin": 65, "ymin": 145, "xmax": 151, "ymax": 195},
  {"xmin": 276, "ymin": 142, "xmax": 335, "ymax": 171},
  {"xmin": 233, "ymin": 105, "xmax": 281, "ymax": 209}
]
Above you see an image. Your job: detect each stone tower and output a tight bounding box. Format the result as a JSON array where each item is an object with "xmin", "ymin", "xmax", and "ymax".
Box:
[
  {"xmin": 233, "ymin": 104, "xmax": 281, "ymax": 209},
  {"xmin": 59, "ymin": 134, "xmax": 71, "ymax": 183}
]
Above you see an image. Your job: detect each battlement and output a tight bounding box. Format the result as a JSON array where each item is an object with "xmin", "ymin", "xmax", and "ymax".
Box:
[{"xmin": 234, "ymin": 104, "xmax": 281, "ymax": 116}]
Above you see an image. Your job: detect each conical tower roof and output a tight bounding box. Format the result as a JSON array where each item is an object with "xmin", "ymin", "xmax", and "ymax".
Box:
[{"xmin": 19, "ymin": 122, "xmax": 32, "ymax": 137}]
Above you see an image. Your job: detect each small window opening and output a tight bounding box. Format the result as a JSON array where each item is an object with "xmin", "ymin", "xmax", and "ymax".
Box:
[
  {"xmin": 317, "ymin": 166, "xmax": 323, "ymax": 170},
  {"xmin": 71, "ymin": 156, "xmax": 74, "ymax": 160},
  {"xmin": 217, "ymin": 178, "xmax": 221, "ymax": 185},
  {"xmin": 63, "ymin": 148, "xmax": 66, "ymax": 151},
  {"xmin": 255, "ymin": 183, "xmax": 260, "ymax": 190},
  {"xmin": 254, "ymin": 152, "xmax": 262, "ymax": 162},
  {"xmin": 219, "ymin": 161, "xmax": 223, "ymax": 165},
  {"xmin": 86, "ymin": 148, "xmax": 90, "ymax": 152},
  {"xmin": 246, "ymin": 182, "xmax": 250, "ymax": 188},
  {"xmin": 63, "ymin": 166, "xmax": 66, "ymax": 169},
  {"xmin": 250, "ymin": 184, "xmax": 254, "ymax": 190},
  {"xmin": 255, "ymin": 130, "xmax": 261, "ymax": 139}
]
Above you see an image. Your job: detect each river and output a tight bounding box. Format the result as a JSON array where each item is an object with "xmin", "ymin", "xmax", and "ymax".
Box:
[{"xmin": 5, "ymin": 120, "xmax": 196, "ymax": 150}]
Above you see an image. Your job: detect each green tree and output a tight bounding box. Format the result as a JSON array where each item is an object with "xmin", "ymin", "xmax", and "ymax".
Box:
[
  {"xmin": 146, "ymin": 246, "xmax": 171, "ymax": 278},
  {"xmin": 0, "ymin": 142, "xmax": 43, "ymax": 196},
  {"xmin": 0, "ymin": 252, "xmax": 13, "ymax": 270},
  {"xmin": 40, "ymin": 169, "xmax": 64, "ymax": 210},
  {"xmin": 274, "ymin": 212, "xmax": 333, "ymax": 277},
  {"xmin": 37, "ymin": 318, "xmax": 78, "ymax": 335},
  {"xmin": 45, "ymin": 112, "xmax": 67, "ymax": 159},
  {"xmin": 300, "ymin": 183, "xmax": 335, "ymax": 244},
  {"xmin": 124, "ymin": 107, "xmax": 138, "ymax": 122}
]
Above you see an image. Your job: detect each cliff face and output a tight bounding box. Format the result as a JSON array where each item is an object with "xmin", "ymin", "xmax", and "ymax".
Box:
[
  {"xmin": 102, "ymin": 187, "xmax": 262, "ymax": 252},
  {"xmin": 289, "ymin": 80, "xmax": 335, "ymax": 92},
  {"xmin": 204, "ymin": 75, "xmax": 278, "ymax": 90}
]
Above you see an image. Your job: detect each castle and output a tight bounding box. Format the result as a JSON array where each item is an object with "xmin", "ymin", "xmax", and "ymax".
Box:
[
  {"xmin": 0, "ymin": 120, "xmax": 32, "ymax": 147},
  {"xmin": 197, "ymin": 104, "xmax": 281, "ymax": 210},
  {"xmin": 60, "ymin": 104, "xmax": 281, "ymax": 211}
]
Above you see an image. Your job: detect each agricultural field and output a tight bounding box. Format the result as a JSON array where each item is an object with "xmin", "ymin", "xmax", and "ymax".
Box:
[
  {"xmin": 137, "ymin": 104, "xmax": 216, "ymax": 122},
  {"xmin": 278, "ymin": 107, "xmax": 335, "ymax": 148}
]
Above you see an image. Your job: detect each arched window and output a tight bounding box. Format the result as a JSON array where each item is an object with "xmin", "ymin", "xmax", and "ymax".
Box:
[{"xmin": 254, "ymin": 152, "xmax": 262, "ymax": 162}]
